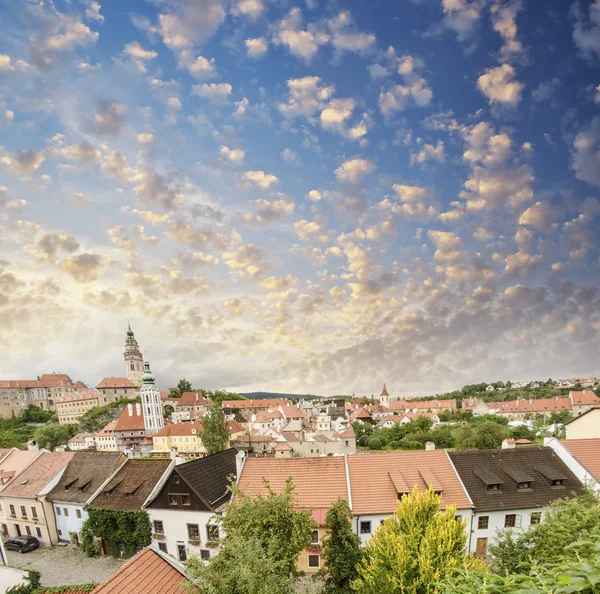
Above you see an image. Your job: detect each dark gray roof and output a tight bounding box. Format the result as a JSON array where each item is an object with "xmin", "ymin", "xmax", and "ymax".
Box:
[
  {"xmin": 173, "ymin": 448, "xmax": 238, "ymax": 511},
  {"xmin": 47, "ymin": 451, "xmax": 126, "ymax": 504},
  {"xmin": 449, "ymin": 447, "xmax": 584, "ymax": 512}
]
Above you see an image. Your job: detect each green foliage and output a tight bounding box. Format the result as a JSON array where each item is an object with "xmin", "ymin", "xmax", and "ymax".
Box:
[
  {"xmin": 322, "ymin": 499, "xmax": 362, "ymax": 594},
  {"xmin": 188, "ymin": 478, "xmax": 313, "ymax": 594},
  {"xmin": 352, "ymin": 423, "xmax": 373, "ymax": 441},
  {"xmin": 367, "ymin": 438, "xmax": 382, "ymax": 450},
  {"xmin": 203, "ymin": 390, "xmax": 246, "ymax": 406},
  {"xmin": 169, "ymin": 378, "xmax": 194, "ymax": 398},
  {"xmin": 6, "ymin": 571, "xmax": 41, "ymax": 594},
  {"xmin": 21, "ymin": 405, "xmax": 56, "ymax": 424},
  {"xmin": 353, "ymin": 486, "xmax": 482, "ymax": 594},
  {"xmin": 200, "ymin": 403, "xmax": 230, "ymax": 455},
  {"xmin": 508, "ymin": 425, "xmax": 536, "ymax": 441},
  {"xmin": 78, "ymin": 397, "xmax": 140, "ymax": 433},
  {"xmin": 490, "ymin": 491, "xmax": 600, "ymax": 574},
  {"xmin": 549, "ymin": 410, "xmax": 573, "ymax": 425},
  {"xmin": 32, "ymin": 586, "xmax": 97, "ymax": 594},
  {"xmin": 454, "ymin": 420, "xmax": 507, "ymax": 450},
  {"xmin": 32, "ymin": 423, "xmax": 75, "ymax": 451},
  {"xmin": 81, "ymin": 508, "xmax": 151, "ymax": 558}
]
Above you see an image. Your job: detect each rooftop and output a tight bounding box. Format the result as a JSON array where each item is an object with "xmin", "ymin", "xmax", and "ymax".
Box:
[
  {"xmin": 560, "ymin": 438, "xmax": 600, "ymax": 482},
  {"xmin": 96, "ymin": 378, "xmax": 137, "ymax": 389},
  {"xmin": 177, "ymin": 391, "xmax": 212, "ymax": 406},
  {"xmin": 153, "ymin": 421, "xmax": 203, "ymax": 437},
  {"xmin": 114, "ymin": 403, "xmax": 145, "ymax": 432},
  {"xmin": 58, "ymin": 389, "xmax": 100, "ymax": 403}
]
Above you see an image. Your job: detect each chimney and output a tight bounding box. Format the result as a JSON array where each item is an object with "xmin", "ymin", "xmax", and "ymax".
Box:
[
  {"xmin": 502, "ymin": 438, "xmax": 516, "ymax": 449},
  {"xmin": 195, "ymin": 393, "xmax": 198, "ymax": 402},
  {"xmin": 128, "ymin": 403, "xmax": 133, "ymax": 416},
  {"xmin": 135, "ymin": 403, "xmax": 141, "ymax": 415},
  {"xmin": 235, "ymin": 450, "xmax": 247, "ymax": 479},
  {"xmin": 425, "ymin": 441, "xmax": 435, "ymax": 451},
  {"xmin": 170, "ymin": 447, "xmax": 178, "ymax": 460}
]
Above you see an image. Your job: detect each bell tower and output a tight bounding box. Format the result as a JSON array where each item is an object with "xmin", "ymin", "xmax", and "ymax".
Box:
[
  {"xmin": 141, "ymin": 359, "xmax": 164, "ymax": 434},
  {"xmin": 124, "ymin": 325, "xmax": 144, "ymax": 386},
  {"xmin": 380, "ymin": 383, "xmax": 390, "ymax": 408}
]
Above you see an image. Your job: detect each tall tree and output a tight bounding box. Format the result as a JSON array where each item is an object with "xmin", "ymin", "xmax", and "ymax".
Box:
[
  {"xmin": 200, "ymin": 403, "xmax": 230, "ymax": 455},
  {"xmin": 33, "ymin": 423, "xmax": 73, "ymax": 451},
  {"xmin": 353, "ymin": 486, "xmax": 481, "ymax": 594},
  {"xmin": 187, "ymin": 478, "xmax": 313, "ymax": 594},
  {"xmin": 168, "ymin": 378, "xmax": 193, "ymax": 399},
  {"xmin": 322, "ymin": 499, "xmax": 362, "ymax": 593}
]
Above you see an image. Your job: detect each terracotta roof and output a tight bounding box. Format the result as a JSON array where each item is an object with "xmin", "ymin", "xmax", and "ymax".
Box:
[
  {"xmin": 0, "ymin": 449, "xmax": 39, "ymax": 490},
  {"xmin": 226, "ymin": 419, "xmax": 245, "ymax": 434},
  {"xmin": 97, "ymin": 420, "xmax": 117, "ymax": 436},
  {"xmin": 560, "ymin": 439, "xmax": 600, "ymax": 481},
  {"xmin": 238, "ymin": 456, "xmax": 349, "ymax": 509},
  {"xmin": 275, "ymin": 443, "xmax": 293, "ymax": 451},
  {"xmin": 280, "ymin": 404, "xmax": 303, "ymax": 419},
  {"xmin": 177, "ymin": 391, "xmax": 212, "ymax": 406},
  {"xmin": 347, "ymin": 450, "xmax": 472, "ymax": 514},
  {"xmin": 333, "ymin": 426, "xmax": 355, "ymax": 439},
  {"xmin": 354, "ymin": 408, "xmax": 372, "ymax": 419},
  {"xmin": 255, "ymin": 410, "xmax": 284, "ymax": 422},
  {"xmin": 0, "ymin": 380, "xmax": 41, "ymax": 389},
  {"xmin": 153, "ymin": 422, "xmax": 203, "ymax": 437},
  {"xmin": 73, "ymin": 381, "xmax": 89, "ymax": 389},
  {"xmin": 68, "ymin": 433, "xmax": 96, "ymax": 443},
  {"xmin": 533, "ymin": 397, "xmax": 572, "ymax": 412},
  {"xmin": 570, "ymin": 390, "xmax": 600, "ymax": 406},
  {"xmin": 47, "ymin": 451, "xmax": 126, "ymax": 504},
  {"xmin": 39, "ymin": 374, "xmax": 74, "ymax": 387},
  {"xmin": 114, "ymin": 403, "xmax": 145, "ymax": 432},
  {"xmin": 58, "ymin": 389, "xmax": 101, "ymax": 403},
  {"xmin": 461, "ymin": 398, "xmax": 479, "ymax": 411},
  {"xmin": 1, "ymin": 452, "xmax": 73, "ymax": 498},
  {"xmin": 449, "ymin": 447, "xmax": 584, "ymax": 512},
  {"xmin": 222, "ymin": 398, "xmax": 286, "ymax": 409},
  {"xmin": 89, "ymin": 459, "xmax": 171, "ymax": 511},
  {"xmin": 96, "ymin": 378, "xmax": 136, "ymax": 389},
  {"xmin": 381, "ymin": 383, "xmax": 389, "ymax": 396},
  {"xmin": 93, "ymin": 547, "xmax": 188, "ymax": 594}
]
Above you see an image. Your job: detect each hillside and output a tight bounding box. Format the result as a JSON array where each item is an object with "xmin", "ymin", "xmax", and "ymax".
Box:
[{"xmin": 239, "ymin": 391, "xmax": 322, "ymax": 400}]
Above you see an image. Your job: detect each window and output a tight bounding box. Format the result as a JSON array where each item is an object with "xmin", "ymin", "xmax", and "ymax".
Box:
[
  {"xmin": 76, "ymin": 509, "xmax": 82, "ymax": 519},
  {"xmin": 63, "ymin": 508, "xmax": 69, "ymax": 517},
  {"xmin": 187, "ymin": 524, "xmax": 200, "ymax": 539},
  {"xmin": 530, "ymin": 512, "xmax": 541, "ymax": 525},
  {"xmin": 177, "ymin": 544, "xmax": 187, "ymax": 562},
  {"xmin": 158, "ymin": 542, "xmax": 167, "ymax": 554},
  {"xmin": 20, "ymin": 506, "xmax": 27, "ymax": 518},
  {"xmin": 360, "ymin": 521, "xmax": 371, "ymax": 534},
  {"xmin": 517, "ymin": 482, "xmax": 531, "ymax": 490},
  {"xmin": 201, "ymin": 549, "xmax": 211, "ymax": 561},
  {"xmin": 174, "ymin": 476, "xmax": 180, "ymax": 484},
  {"xmin": 55, "ymin": 507, "xmax": 61, "ymax": 515},
  {"xmin": 552, "ymin": 479, "xmax": 564, "ymax": 487},
  {"xmin": 9, "ymin": 505, "xmax": 15, "ymax": 518},
  {"xmin": 504, "ymin": 514, "xmax": 517, "ymax": 528},
  {"xmin": 58, "ymin": 529, "xmax": 62, "ymax": 536},
  {"xmin": 311, "ymin": 530, "xmax": 319, "ymax": 544},
  {"xmin": 31, "ymin": 507, "xmax": 38, "ymax": 520},
  {"xmin": 168, "ymin": 494, "xmax": 177, "ymax": 506},
  {"xmin": 182, "ymin": 494, "xmax": 191, "ymax": 506},
  {"xmin": 487, "ymin": 484, "xmax": 500, "ymax": 492},
  {"xmin": 25, "ymin": 525, "xmax": 31, "ymax": 536},
  {"xmin": 15, "ymin": 524, "xmax": 21, "ymax": 537},
  {"xmin": 308, "ymin": 555, "xmax": 320, "ymax": 568},
  {"xmin": 478, "ymin": 516, "xmax": 489, "ymax": 530},
  {"xmin": 153, "ymin": 520, "xmax": 164, "ymax": 534},
  {"xmin": 36, "ymin": 527, "xmax": 42, "ymax": 538},
  {"xmin": 207, "ymin": 525, "xmax": 219, "ymax": 541}
]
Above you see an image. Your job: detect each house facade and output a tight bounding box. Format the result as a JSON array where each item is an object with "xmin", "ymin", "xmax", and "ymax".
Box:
[
  {"xmin": 564, "ymin": 408, "xmax": 600, "ymax": 439},
  {"xmin": 144, "ymin": 449, "xmax": 238, "ymax": 563},
  {"xmin": 544, "ymin": 437, "xmax": 600, "ymax": 495},
  {"xmin": 175, "ymin": 392, "xmax": 212, "ymax": 417},
  {"xmin": 113, "ymin": 402, "xmax": 150, "ymax": 456},
  {"xmin": 95, "ymin": 420, "xmax": 119, "ymax": 451},
  {"xmin": 56, "ymin": 390, "xmax": 101, "ymax": 425},
  {"xmin": 152, "ymin": 422, "xmax": 207, "ymax": 457},
  {"xmin": 96, "ymin": 378, "xmax": 140, "ymax": 405}
]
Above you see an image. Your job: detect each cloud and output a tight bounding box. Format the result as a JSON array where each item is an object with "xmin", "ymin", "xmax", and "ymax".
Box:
[
  {"xmin": 334, "ymin": 158, "xmax": 375, "ymax": 185},
  {"xmin": 518, "ymin": 201, "xmax": 561, "ymax": 231},
  {"xmin": 220, "ymin": 145, "xmax": 245, "ymax": 164},
  {"xmin": 441, "ymin": 0, "xmax": 487, "ymax": 42},
  {"xmin": 490, "ymin": 2, "xmax": 524, "ymax": 60},
  {"xmin": 272, "ymin": 8, "xmax": 329, "ymax": 62},
  {"xmin": 231, "ymin": 0, "xmax": 264, "ymax": 20},
  {"xmin": 0, "ymin": 55, "xmax": 15, "ymax": 74},
  {"xmin": 85, "ymin": 1, "xmax": 104, "ymax": 22},
  {"xmin": 531, "ymin": 78, "xmax": 560, "ymax": 102},
  {"xmin": 477, "ymin": 63, "xmax": 523, "ymax": 106},
  {"xmin": 278, "ymin": 76, "xmax": 334, "ymax": 118},
  {"xmin": 327, "ymin": 11, "xmax": 376, "ymax": 54},
  {"xmin": 91, "ymin": 100, "xmax": 127, "ymax": 137},
  {"xmin": 307, "ymin": 190, "xmax": 322, "ymax": 201},
  {"xmin": 281, "ymin": 148, "xmax": 297, "ymax": 162},
  {"xmin": 245, "ymin": 37, "xmax": 268, "ymax": 58},
  {"xmin": 26, "ymin": 233, "xmax": 80, "ymax": 262},
  {"xmin": 241, "ymin": 170, "xmax": 279, "ymax": 190},
  {"xmin": 410, "ymin": 140, "xmax": 445, "ymax": 166},
  {"xmin": 0, "ymin": 186, "xmax": 28, "ymax": 211},
  {"xmin": 243, "ymin": 197, "xmax": 295, "ymax": 226},
  {"xmin": 388, "ymin": 184, "xmax": 439, "ymax": 221},
  {"xmin": 368, "ymin": 63, "xmax": 390, "ymax": 80},
  {"xmin": 573, "ymin": 0, "xmax": 600, "ymax": 60},
  {"xmin": 294, "ymin": 217, "xmax": 326, "ymax": 240},
  {"xmin": 168, "ymin": 97, "xmax": 182, "ymax": 110},
  {"xmin": 164, "ymin": 220, "xmax": 230, "ymax": 249},
  {"xmin": 178, "ymin": 51, "xmax": 215, "ymax": 78},
  {"xmin": 503, "ymin": 250, "xmax": 542, "ymax": 277},
  {"xmin": 571, "ymin": 117, "xmax": 600, "ymax": 187},
  {"xmin": 121, "ymin": 41, "xmax": 157, "ymax": 72},
  {"xmin": 222, "ymin": 244, "xmax": 267, "ymax": 278},
  {"xmin": 0, "ymin": 149, "xmax": 45, "ymax": 176},
  {"xmin": 192, "ymin": 83, "xmax": 232, "ymax": 100},
  {"xmin": 595, "ymin": 85, "xmax": 600, "ymax": 104},
  {"xmin": 58, "ymin": 253, "xmax": 103, "ymax": 282}
]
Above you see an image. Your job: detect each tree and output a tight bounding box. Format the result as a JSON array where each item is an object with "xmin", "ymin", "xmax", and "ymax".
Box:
[
  {"xmin": 353, "ymin": 486, "xmax": 482, "ymax": 594},
  {"xmin": 78, "ymin": 398, "xmax": 139, "ymax": 433},
  {"xmin": 322, "ymin": 499, "xmax": 362, "ymax": 593},
  {"xmin": 200, "ymin": 403, "xmax": 230, "ymax": 455},
  {"xmin": 187, "ymin": 478, "xmax": 313, "ymax": 594},
  {"xmin": 168, "ymin": 378, "xmax": 193, "ymax": 399},
  {"xmin": 352, "ymin": 423, "xmax": 373, "ymax": 441},
  {"xmin": 33, "ymin": 423, "xmax": 74, "ymax": 451},
  {"xmin": 455, "ymin": 420, "xmax": 507, "ymax": 449},
  {"xmin": 508, "ymin": 425, "xmax": 536, "ymax": 441},
  {"xmin": 203, "ymin": 390, "xmax": 246, "ymax": 406},
  {"xmin": 21, "ymin": 405, "xmax": 55, "ymax": 424},
  {"xmin": 549, "ymin": 410, "xmax": 573, "ymax": 425}
]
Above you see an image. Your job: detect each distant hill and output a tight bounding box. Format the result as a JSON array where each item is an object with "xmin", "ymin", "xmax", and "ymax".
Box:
[{"xmin": 239, "ymin": 392, "xmax": 322, "ymax": 400}]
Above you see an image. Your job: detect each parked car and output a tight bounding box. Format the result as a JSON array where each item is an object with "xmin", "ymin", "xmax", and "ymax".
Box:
[{"xmin": 4, "ymin": 536, "xmax": 40, "ymax": 553}]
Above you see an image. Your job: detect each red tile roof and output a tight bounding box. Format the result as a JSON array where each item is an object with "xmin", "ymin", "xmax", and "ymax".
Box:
[
  {"xmin": 153, "ymin": 422, "xmax": 203, "ymax": 437},
  {"xmin": 93, "ymin": 547, "xmax": 188, "ymax": 594},
  {"xmin": 97, "ymin": 420, "xmax": 117, "ymax": 436},
  {"xmin": 96, "ymin": 377, "xmax": 137, "ymax": 389},
  {"xmin": 226, "ymin": 419, "xmax": 245, "ymax": 434},
  {"xmin": 571, "ymin": 390, "xmax": 600, "ymax": 406},
  {"xmin": 39, "ymin": 374, "xmax": 75, "ymax": 387},
  {"xmin": 222, "ymin": 398, "xmax": 287, "ymax": 409},
  {"xmin": 560, "ymin": 438, "xmax": 600, "ymax": 481},
  {"xmin": 532, "ymin": 397, "xmax": 572, "ymax": 412},
  {"xmin": 114, "ymin": 403, "xmax": 145, "ymax": 431},
  {"xmin": 1, "ymin": 452, "xmax": 73, "ymax": 498},
  {"xmin": 58, "ymin": 389, "xmax": 100, "ymax": 403},
  {"xmin": 380, "ymin": 383, "xmax": 389, "ymax": 396},
  {"xmin": 73, "ymin": 381, "xmax": 88, "ymax": 389},
  {"xmin": 280, "ymin": 404, "xmax": 303, "ymax": 419},
  {"xmin": 178, "ymin": 391, "xmax": 212, "ymax": 406}
]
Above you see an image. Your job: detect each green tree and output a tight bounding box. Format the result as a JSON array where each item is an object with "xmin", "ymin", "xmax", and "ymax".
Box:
[
  {"xmin": 78, "ymin": 398, "xmax": 139, "ymax": 433},
  {"xmin": 187, "ymin": 478, "xmax": 313, "ymax": 594},
  {"xmin": 33, "ymin": 423, "xmax": 74, "ymax": 451},
  {"xmin": 508, "ymin": 425, "xmax": 536, "ymax": 441},
  {"xmin": 430, "ymin": 425, "xmax": 456, "ymax": 449},
  {"xmin": 200, "ymin": 403, "xmax": 230, "ymax": 455},
  {"xmin": 549, "ymin": 410, "xmax": 573, "ymax": 425},
  {"xmin": 204, "ymin": 390, "xmax": 246, "ymax": 406},
  {"xmin": 168, "ymin": 378, "xmax": 193, "ymax": 399},
  {"xmin": 352, "ymin": 423, "xmax": 373, "ymax": 441},
  {"xmin": 322, "ymin": 499, "xmax": 362, "ymax": 593},
  {"xmin": 367, "ymin": 438, "xmax": 382, "ymax": 450},
  {"xmin": 353, "ymin": 486, "xmax": 482, "ymax": 594},
  {"xmin": 21, "ymin": 405, "xmax": 55, "ymax": 424},
  {"xmin": 455, "ymin": 420, "xmax": 507, "ymax": 449}
]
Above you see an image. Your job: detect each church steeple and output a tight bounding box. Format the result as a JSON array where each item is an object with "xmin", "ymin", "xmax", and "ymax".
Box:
[
  {"xmin": 380, "ymin": 383, "xmax": 390, "ymax": 408},
  {"xmin": 140, "ymin": 359, "xmax": 164, "ymax": 435},
  {"xmin": 124, "ymin": 325, "xmax": 144, "ymax": 386}
]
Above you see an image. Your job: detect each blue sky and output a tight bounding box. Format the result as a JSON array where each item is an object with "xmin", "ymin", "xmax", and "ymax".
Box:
[{"xmin": 0, "ymin": 0, "xmax": 599, "ymax": 396}]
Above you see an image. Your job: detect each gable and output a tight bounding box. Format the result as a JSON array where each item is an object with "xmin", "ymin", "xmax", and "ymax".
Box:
[{"xmin": 146, "ymin": 468, "xmax": 211, "ymax": 511}]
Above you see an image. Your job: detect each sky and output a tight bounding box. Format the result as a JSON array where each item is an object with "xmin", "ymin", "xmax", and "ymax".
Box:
[{"xmin": 1, "ymin": 0, "xmax": 600, "ymax": 397}]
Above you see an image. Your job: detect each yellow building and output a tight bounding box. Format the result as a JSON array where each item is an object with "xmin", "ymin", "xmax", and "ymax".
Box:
[
  {"xmin": 56, "ymin": 390, "xmax": 100, "ymax": 425},
  {"xmin": 152, "ymin": 422, "xmax": 207, "ymax": 457},
  {"xmin": 297, "ymin": 511, "xmax": 330, "ymax": 574}
]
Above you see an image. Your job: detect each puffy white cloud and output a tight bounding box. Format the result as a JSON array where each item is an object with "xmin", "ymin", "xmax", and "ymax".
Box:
[
  {"xmin": 441, "ymin": 0, "xmax": 486, "ymax": 41},
  {"xmin": 477, "ymin": 63, "xmax": 524, "ymax": 106},
  {"xmin": 137, "ymin": 133, "xmax": 154, "ymax": 144},
  {"xmin": 243, "ymin": 197, "xmax": 295, "ymax": 226},
  {"xmin": 192, "ymin": 82, "xmax": 232, "ymax": 100},
  {"xmin": 178, "ymin": 50, "xmax": 215, "ymax": 78},
  {"xmin": 58, "ymin": 253, "xmax": 103, "ymax": 282},
  {"xmin": 307, "ymin": 190, "xmax": 322, "ymax": 201},
  {"xmin": 410, "ymin": 140, "xmax": 445, "ymax": 166},
  {"xmin": 231, "ymin": 0, "xmax": 264, "ymax": 20},
  {"xmin": 294, "ymin": 217, "xmax": 326, "ymax": 240},
  {"xmin": 367, "ymin": 63, "xmax": 390, "ymax": 80},
  {"xmin": 334, "ymin": 158, "xmax": 375, "ymax": 185},
  {"xmin": 0, "ymin": 55, "xmax": 15, "ymax": 74},
  {"xmin": 245, "ymin": 37, "xmax": 268, "ymax": 58},
  {"xmin": 518, "ymin": 201, "xmax": 561, "ymax": 231},
  {"xmin": 242, "ymin": 170, "xmax": 279, "ymax": 190},
  {"xmin": 491, "ymin": 2, "xmax": 524, "ymax": 59},
  {"xmin": 573, "ymin": 0, "xmax": 600, "ymax": 60},
  {"xmin": 571, "ymin": 117, "xmax": 600, "ymax": 188},
  {"xmin": 281, "ymin": 148, "xmax": 297, "ymax": 162},
  {"xmin": 0, "ymin": 149, "xmax": 45, "ymax": 176},
  {"xmin": 220, "ymin": 145, "xmax": 245, "ymax": 164},
  {"xmin": 278, "ymin": 76, "xmax": 334, "ymax": 119},
  {"xmin": 327, "ymin": 11, "xmax": 376, "ymax": 54},
  {"xmin": 167, "ymin": 97, "xmax": 182, "ymax": 110},
  {"xmin": 85, "ymin": 1, "xmax": 104, "ymax": 22},
  {"xmin": 273, "ymin": 8, "xmax": 329, "ymax": 62},
  {"xmin": 503, "ymin": 250, "xmax": 542, "ymax": 277},
  {"xmin": 121, "ymin": 41, "xmax": 157, "ymax": 72},
  {"xmin": 388, "ymin": 184, "xmax": 439, "ymax": 221},
  {"xmin": 428, "ymin": 229, "xmax": 463, "ymax": 263},
  {"xmin": 222, "ymin": 244, "xmax": 267, "ymax": 278}
]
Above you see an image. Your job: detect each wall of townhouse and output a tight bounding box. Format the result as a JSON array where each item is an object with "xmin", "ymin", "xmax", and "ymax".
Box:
[{"xmin": 51, "ymin": 502, "xmax": 88, "ymax": 544}]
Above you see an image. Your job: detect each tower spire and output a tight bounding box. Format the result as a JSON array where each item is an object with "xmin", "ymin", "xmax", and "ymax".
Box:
[{"xmin": 124, "ymin": 325, "xmax": 144, "ymax": 386}]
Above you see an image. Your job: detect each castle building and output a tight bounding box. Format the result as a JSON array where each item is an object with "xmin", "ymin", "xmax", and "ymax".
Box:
[
  {"xmin": 141, "ymin": 360, "xmax": 164, "ymax": 435},
  {"xmin": 124, "ymin": 325, "xmax": 144, "ymax": 386}
]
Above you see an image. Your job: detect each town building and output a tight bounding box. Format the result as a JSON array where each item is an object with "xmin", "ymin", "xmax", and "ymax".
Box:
[
  {"xmin": 0, "ymin": 452, "xmax": 73, "ymax": 544},
  {"xmin": 449, "ymin": 447, "xmax": 584, "ymax": 556},
  {"xmin": 175, "ymin": 392, "xmax": 212, "ymax": 417},
  {"xmin": 46, "ymin": 451, "xmax": 126, "ymax": 545},
  {"xmin": 144, "ymin": 448, "xmax": 238, "ymax": 563},
  {"xmin": 123, "ymin": 325, "xmax": 145, "ymax": 386},
  {"xmin": 152, "ymin": 422, "xmax": 206, "ymax": 457},
  {"xmin": 67, "ymin": 433, "xmax": 97, "ymax": 450},
  {"xmin": 221, "ymin": 398, "xmax": 290, "ymax": 421},
  {"xmin": 544, "ymin": 437, "xmax": 600, "ymax": 495},
  {"xmin": 95, "ymin": 420, "xmax": 118, "ymax": 451},
  {"xmin": 569, "ymin": 390, "xmax": 600, "ymax": 416},
  {"xmin": 0, "ymin": 449, "xmax": 39, "ymax": 490},
  {"xmin": 564, "ymin": 407, "xmax": 600, "ymax": 439},
  {"xmin": 113, "ymin": 402, "xmax": 151, "ymax": 457},
  {"xmin": 95, "ymin": 378, "xmax": 140, "ymax": 404},
  {"xmin": 387, "ymin": 399, "xmax": 457, "ymax": 415},
  {"xmin": 140, "ymin": 360, "xmax": 164, "ymax": 435},
  {"xmin": 56, "ymin": 390, "xmax": 101, "ymax": 425}
]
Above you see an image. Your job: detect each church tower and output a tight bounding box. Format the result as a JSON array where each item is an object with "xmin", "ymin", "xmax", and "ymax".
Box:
[
  {"xmin": 380, "ymin": 383, "xmax": 390, "ymax": 408},
  {"xmin": 141, "ymin": 359, "xmax": 164, "ymax": 435},
  {"xmin": 124, "ymin": 325, "xmax": 144, "ymax": 386}
]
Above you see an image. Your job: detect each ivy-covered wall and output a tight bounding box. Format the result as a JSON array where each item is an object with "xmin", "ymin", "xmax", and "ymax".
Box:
[{"xmin": 81, "ymin": 508, "xmax": 151, "ymax": 558}]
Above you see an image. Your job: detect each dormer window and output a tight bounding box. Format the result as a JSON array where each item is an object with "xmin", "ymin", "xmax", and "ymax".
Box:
[
  {"xmin": 518, "ymin": 482, "xmax": 531, "ymax": 490},
  {"xmin": 552, "ymin": 479, "xmax": 564, "ymax": 487},
  {"xmin": 487, "ymin": 483, "xmax": 501, "ymax": 492}
]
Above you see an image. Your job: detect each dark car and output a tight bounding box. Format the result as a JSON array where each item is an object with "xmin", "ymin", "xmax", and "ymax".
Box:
[{"xmin": 4, "ymin": 536, "xmax": 40, "ymax": 553}]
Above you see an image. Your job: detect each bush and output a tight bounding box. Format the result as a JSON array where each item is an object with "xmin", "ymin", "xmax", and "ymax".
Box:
[
  {"xmin": 397, "ymin": 438, "xmax": 423, "ymax": 450},
  {"xmin": 367, "ymin": 438, "xmax": 382, "ymax": 450}
]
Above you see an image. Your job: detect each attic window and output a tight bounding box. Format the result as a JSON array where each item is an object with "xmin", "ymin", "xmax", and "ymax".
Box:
[
  {"xmin": 78, "ymin": 479, "xmax": 93, "ymax": 492},
  {"xmin": 103, "ymin": 480, "xmax": 122, "ymax": 496},
  {"xmin": 552, "ymin": 479, "xmax": 564, "ymax": 487},
  {"xmin": 125, "ymin": 481, "xmax": 145, "ymax": 497},
  {"xmin": 64, "ymin": 479, "xmax": 78, "ymax": 490},
  {"xmin": 474, "ymin": 469, "xmax": 503, "ymax": 493},
  {"xmin": 535, "ymin": 464, "xmax": 567, "ymax": 488},
  {"xmin": 517, "ymin": 482, "xmax": 532, "ymax": 490},
  {"xmin": 487, "ymin": 483, "xmax": 500, "ymax": 492}
]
